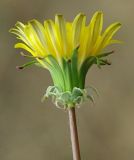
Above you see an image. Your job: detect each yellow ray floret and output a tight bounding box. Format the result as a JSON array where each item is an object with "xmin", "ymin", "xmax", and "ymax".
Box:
[{"xmin": 10, "ymin": 11, "xmax": 121, "ymax": 66}]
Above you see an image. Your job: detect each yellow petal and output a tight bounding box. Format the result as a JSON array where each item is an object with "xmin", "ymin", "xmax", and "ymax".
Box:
[
  {"xmin": 92, "ymin": 22, "xmax": 121, "ymax": 55},
  {"xmin": 66, "ymin": 22, "xmax": 72, "ymax": 58},
  {"xmin": 100, "ymin": 22, "xmax": 121, "ymax": 48},
  {"xmin": 29, "ymin": 20, "xmax": 47, "ymax": 46},
  {"xmin": 109, "ymin": 39, "xmax": 123, "ymax": 44},
  {"xmin": 15, "ymin": 43, "xmax": 36, "ymax": 56},
  {"xmin": 85, "ymin": 12, "xmax": 103, "ymax": 56},
  {"xmin": 30, "ymin": 20, "xmax": 58, "ymax": 58},
  {"xmin": 72, "ymin": 13, "xmax": 86, "ymax": 48},
  {"xmin": 44, "ymin": 20, "xmax": 62, "ymax": 62},
  {"xmin": 15, "ymin": 21, "xmax": 25, "ymax": 30},
  {"xmin": 24, "ymin": 22, "xmax": 46, "ymax": 57},
  {"xmin": 10, "ymin": 22, "xmax": 32, "ymax": 48},
  {"xmin": 78, "ymin": 27, "xmax": 89, "ymax": 66},
  {"xmin": 90, "ymin": 11, "xmax": 103, "ymax": 44},
  {"xmin": 55, "ymin": 14, "xmax": 68, "ymax": 58}
]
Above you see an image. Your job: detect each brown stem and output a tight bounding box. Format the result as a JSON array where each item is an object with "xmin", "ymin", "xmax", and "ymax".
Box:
[{"xmin": 68, "ymin": 107, "xmax": 81, "ymax": 160}]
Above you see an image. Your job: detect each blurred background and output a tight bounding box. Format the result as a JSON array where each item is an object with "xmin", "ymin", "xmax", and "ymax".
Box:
[{"xmin": 0, "ymin": 0, "xmax": 133, "ymax": 159}]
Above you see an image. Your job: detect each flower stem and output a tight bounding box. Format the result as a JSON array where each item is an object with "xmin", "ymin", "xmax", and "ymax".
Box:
[{"xmin": 68, "ymin": 107, "xmax": 81, "ymax": 160}]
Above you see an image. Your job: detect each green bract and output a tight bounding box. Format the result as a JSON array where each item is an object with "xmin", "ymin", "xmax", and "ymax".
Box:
[
  {"xmin": 39, "ymin": 47, "xmax": 113, "ymax": 91},
  {"xmin": 42, "ymin": 86, "xmax": 98, "ymax": 108}
]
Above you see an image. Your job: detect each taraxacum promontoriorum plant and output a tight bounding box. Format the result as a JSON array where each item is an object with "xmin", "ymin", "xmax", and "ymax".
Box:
[{"xmin": 10, "ymin": 11, "xmax": 121, "ymax": 160}]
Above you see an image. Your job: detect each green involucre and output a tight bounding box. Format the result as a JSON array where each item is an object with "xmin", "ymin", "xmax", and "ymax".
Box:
[{"xmin": 42, "ymin": 86, "xmax": 98, "ymax": 108}]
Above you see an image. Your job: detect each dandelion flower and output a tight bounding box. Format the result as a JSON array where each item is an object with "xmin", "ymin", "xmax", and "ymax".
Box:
[{"xmin": 10, "ymin": 11, "xmax": 121, "ymax": 108}]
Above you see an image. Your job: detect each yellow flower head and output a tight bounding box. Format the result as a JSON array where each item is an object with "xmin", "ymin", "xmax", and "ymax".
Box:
[
  {"xmin": 11, "ymin": 12, "xmax": 121, "ymax": 64},
  {"xmin": 10, "ymin": 11, "xmax": 121, "ymax": 107}
]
